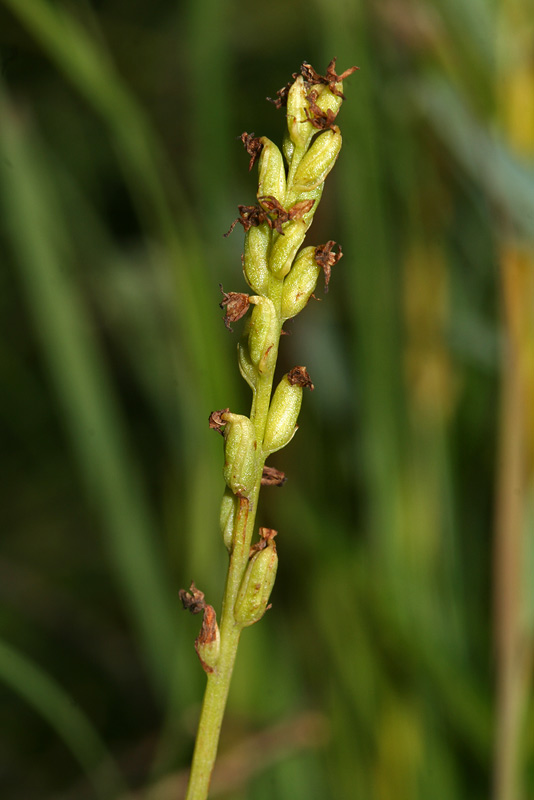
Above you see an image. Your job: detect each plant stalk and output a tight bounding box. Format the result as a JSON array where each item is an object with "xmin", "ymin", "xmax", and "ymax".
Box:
[
  {"xmin": 185, "ymin": 352, "xmax": 281, "ymax": 799},
  {"xmin": 182, "ymin": 60, "xmax": 355, "ymax": 799}
]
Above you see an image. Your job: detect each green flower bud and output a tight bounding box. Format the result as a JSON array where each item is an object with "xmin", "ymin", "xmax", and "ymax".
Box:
[
  {"xmin": 219, "ymin": 487, "xmax": 237, "ymax": 551},
  {"xmin": 263, "ymin": 373, "xmax": 303, "ymax": 454},
  {"xmin": 286, "ymin": 76, "xmax": 314, "ymax": 149},
  {"xmin": 257, "ymin": 137, "xmax": 286, "ymax": 206},
  {"xmin": 268, "ymin": 219, "xmax": 307, "ymax": 279},
  {"xmin": 222, "ymin": 412, "xmax": 257, "ymax": 497},
  {"xmin": 281, "ymin": 246, "xmax": 321, "ymax": 319},
  {"xmin": 248, "ymin": 296, "xmax": 279, "ymax": 375},
  {"xmin": 243, "ymin": 223, "xmax": 270, "ymax": 295},
  {"xmin": 234, "ymin": 540, "xmax": 278, "ymax": 627},
  {"xmin": 314, "ymin": 84, "xmax": 344, "ymax": 119},
  {"xmin": 291, "ymin": 127, "xmax": 342, "ymax": 193}
]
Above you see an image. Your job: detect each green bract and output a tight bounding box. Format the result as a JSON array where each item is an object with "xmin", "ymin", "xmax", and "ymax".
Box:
[{"xmin": 237, "ymin": 333, "xmax": 258, "ymax": 390}]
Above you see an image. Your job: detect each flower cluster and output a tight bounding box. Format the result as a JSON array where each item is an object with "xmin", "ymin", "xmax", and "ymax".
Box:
[{"xmin": 181, "ymin": 59, "xmax": 356, "ymax": 671}]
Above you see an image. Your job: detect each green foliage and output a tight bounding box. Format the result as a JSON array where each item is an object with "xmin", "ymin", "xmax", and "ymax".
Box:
[{"xmin": 0, "ymin": 0, "xmax": 532, "ymax": 798}]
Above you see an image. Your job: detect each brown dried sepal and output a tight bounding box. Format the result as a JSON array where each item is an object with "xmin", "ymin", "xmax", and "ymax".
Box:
[
  {"xmin": 219, "ymin": 285, "xmax": 251, "ymax": 331},
  {"xmin": 261, "ymin": 466, "xmax": 287, "ymax": 487},
  {"xmin": 179, "ymin": 582, "xmax": 206, "ymax": 614},
  {"xmin": 259, "ymin": 195, "xmax": 315, "ymax": 234},
  {"xmin": 240, "ymin": 132, "xmax": 264, "ymax": 171},
  {"xmin": 300, "ymin": 58, "xmax": 359, "ymax": 100},
  {"xmin": 224, "ymin": 204, "xmax": 269, "ymax": 237},
  {"xmin": 249, "ymin": 527, "xmax": 278, "ymax": 558},
  {"xmin": 194, "ymin": 604, "xmax": 219, "ymax": 674},
  {"xmin": 315, "ymin": 241, "xmax": 343, "ymax": 292},
  {"xmin": 268, "ymin": 59, "xmax": 358, "ymax": 110},
  {"xmin": 226, "ymin": 197, "xmax": 314, "ymax": 238},
  {"xmin": 208, "ymin": 408, "xmax": 229, "ymax": 434},
  {"xmin": 304, "ymin": 90, "xmax": 339, "ymax": 131},
  {"xmin": 267, "ymin": 72, "xmax": 299, "ymax": 108},
  {"xmin": 288, "ymin": 366, "xmax": 315, "ymax": 390}
]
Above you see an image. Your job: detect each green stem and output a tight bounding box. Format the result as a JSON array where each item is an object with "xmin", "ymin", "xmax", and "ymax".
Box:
[
  {"xmin": 184, "ymin": 492, "xmax": 254, "ymax": 800},
  {"xmin": 184, "ymin": 331, "xmax": 282, "ymax": 800}
]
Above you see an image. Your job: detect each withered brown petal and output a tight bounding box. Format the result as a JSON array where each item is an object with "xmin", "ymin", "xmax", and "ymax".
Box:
[
  {"xmin": 301, "ymin": 58, "xmax": 359, "ymax": 100},
  {"xmin": 261, "ymin": 466, "xmax": 287, "ymax": 487},
  {"xmin": 267, "ymin": 70, "xmax": 299, "ymax": 108},
  {"xmin": 249, "ymin": 527, "xmax": 278, "ymax": 558},
  {"xmin": 287, "ymin": 366, "xmax": 315, "ymax": 390},
  {"xmin": 258, "ymin": 194, "xmax": 285, "ymax": 214},
  {"xmin": 179, "ymin": 582, "xmax": 206, "ymax": 614},
  {"xmin": 240, "ymin": 132, "xmax": 264, "ymax": 171},
  {"xmin": 196, "ymin": 604, "xmax": 218, "ymax": 645},
  {"xmin": 288, "ymin": 199, "xmax": 315, "ymax": 219},
  {"xmin": 314, "ymin": 241, "xmax": 343, "ymax": 292},
  {"xmin": 219, "ymin": 286, "xmax": 251, "ymax": 331},
  {"xmin": 209, "ymin": 408, "xmax": 230, "ymax": 433}
]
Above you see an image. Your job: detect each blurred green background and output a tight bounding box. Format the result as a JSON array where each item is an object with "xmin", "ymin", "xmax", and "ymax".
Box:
[{"xmin": 1, "ymin": 0, "xmax": 533, "ymax": 798}]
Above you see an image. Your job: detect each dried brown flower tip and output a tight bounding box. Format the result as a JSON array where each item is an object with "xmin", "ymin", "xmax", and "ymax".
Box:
[
  {"xmin": 240, "ymin": 132, "xmax": 264, "ymax": 171},
  {"xmin": 179, "ymin": 582, "xmax": 206, "ymax": 614},
  {"xmin": 224, "ymin": 204, "xmax": 269, "ymax": 237},
  {"xmin": 226, "ymin": 196, "xmax": 315, "ymax": 238},
  {"xmin": 209, "ymin": 408, "xmax": 230, "ymax": 433},
  {"xmin": 301, "ymin": 58, "xmax": 359, "ymax": 99},
  {"xmin": 287, "ymin": 366, "xmax": 315, "ymax": 390},
  {"xmin": 194, "ymin": 604, "xmax": 219, "ymax": 674},
  {"xmin": 196, "ymin": 604, "xmax": 218, "ymax": 644},
  {"xmin": 261, "ymin": 466, "xmax": 287, "ymax": 487},
  {"xmin": 219, "ymin": 285, "xmax": 251, "ymax": 331},
  {"xmin": 267, "ymin": 69, "xmax": 299, "ymax": 108},
  {"xmin": 259, "ymin": 195, "xmax": 315, "ymax": 234},
  {"xmin": 314, "ymin": 241, "xmax": 343, "ymax": 292},
  {"xmin": 268, "ymin": 59, "xmax": 358, "ymax": 110},
  {"xmin": 304, "ymin": 91, "xmax": 339, "ymax": 131},
  {"xmin": 249, "ymin": 527, "xmax": 278, "ymax": 558}
]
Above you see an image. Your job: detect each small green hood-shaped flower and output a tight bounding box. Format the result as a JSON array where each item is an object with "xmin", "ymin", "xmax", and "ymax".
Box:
[
  {"xmin": 263, "ymin": 373, "xmax": 303, "ymax": 455},
  {"xmin": 248, "ymin": 296, "xmax": 279, "ymax": 374},
  {"xmin": 243, "ymin": 224, "xmax": 270, "ymax": 295},
  {"xmin": 292, "ymin": 127, "xmax": 342, "ymax": 193},
  {"xmin": 281, "ymin": 246, "xmax": 321, "ymax": 319},
  {"xmin": 269, "ymin": 219, "xmax": 307, "ymax": 279},
  {"xmin": 286, "ymin": 76, "xmax": 315, "ymax": 149},
  {"xmin": 222, "ymin": 412, "xmax": 257, "ymax": 497},
  {"xmin": 313, "ymin": 83, "xmax": 344, "ymax": 118},
  {"xmin": 234, "ymin": 539, "xmax": 278, "ymax": 627},
  {"xmin": 257, "ymin": 137, "xmax": 286, "ymax": 206}
]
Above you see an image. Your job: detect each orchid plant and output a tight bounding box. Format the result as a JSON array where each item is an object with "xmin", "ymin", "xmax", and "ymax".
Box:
[{"xmin": 180, "ymin": 58, "xmax": 357, "ymax": 800}]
